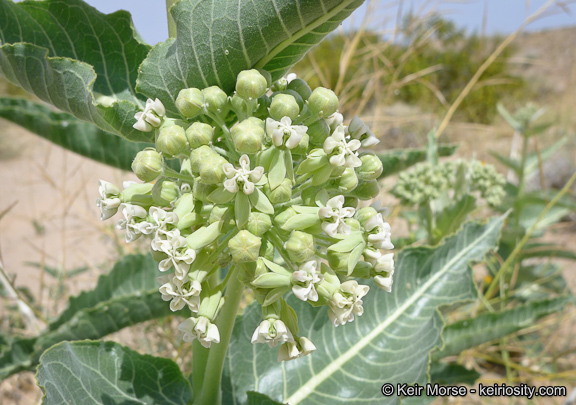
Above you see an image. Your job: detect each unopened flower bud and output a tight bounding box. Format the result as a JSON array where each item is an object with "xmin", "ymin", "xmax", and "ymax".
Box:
[
  {"xmin": 176, "ymin": 88, "xmax": 204, "ymax": 118},
  {"xmin": 246, "ymin": 212, "xmax": 272, "ymax": 237},
  {"xmin": 327, "ymin": 250, "xmax": 350, "ymax": 273},
  {"xmin": 350, "ymin": 180, "xmax": 380, "ymax": 200},
  {"xmin": 355, "ymin": 207, "xmax": 377, "ymax": 227},
  {"xmin": 174, "ymin": 193, "xmax": 195, "ymax": 217},
  {"xmin": 287, "ymin": 78, "xmax": 312, "ymax": 100},
  {"xmin": 199, "ymin": 155, "xmax": 228, "ymax": 185},
  {"xmin": 356, "ymin": 154, "xmax": 383, "ymax": 181},
  {"xmin": 152, "ymin": 179, "xmax": 180, "ymax": 206},
  {"xmin": 236, "ymin": 69, "xmax": 268, "ymax": 100},
  {"xmin": 186, "ymin": 122, "xmax": 214, "ymax": 148},
  {"xmin": 228, "ymin": 230, "xmax": 262, "ymax": 263},
  {"xmin": 132, "ymin": 148, "xmax": 163, "ymax": 182},
  {"xmin": 263, "ymin": 178, "xmax": 292, "ymax": 204},
  {"xmin": 190, "ymin": 145, "xmax": 217, "ymax": 174},
  {"xmin": 270, "ymin": 94, "xmax": 300, "ymax": 121},
  {"xmin": 231, "ymin": 93, "xmax": 248, "ymax": 117},
  {"xmin": 307, "ymin": 87, "xmax": 338, "ymax": 118},
  {"xmin": 271, "ymin": 77, "xmax": 288, "ymax": 92},
  {"xmin": 231, "ymin": 117, "xmax": 265, "ymax": 153},
  {"xmin": 344, "ymin": 218, "xmax": 361, "ymax": 232},
  {"xmin": 202, "ymin": 86, "xmax": 229, "ymax": 116},
  {"xmin": 328, "ymin": 167, "xmax": 358, "ymax": 193},
  {"xmin": 285, "ymin": 231, "xmax": 315, "ymax": 263},
  {"xmin": 254, "ymin": 95, "xmax": 271, "ymax": 118},
  {"xmin": 157, "ymin": 125, "xmax": 188, "ymax": 157},
  {"xmin": 307, "ymin": 119, "xmax": 331, "ymax": 145}
]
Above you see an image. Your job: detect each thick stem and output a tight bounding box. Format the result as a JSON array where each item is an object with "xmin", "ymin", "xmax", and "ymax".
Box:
[
  {"xmin": 196, "ymin": 269, "xmax": 244, "ymax": 405},
  {"xmin": 166, "ymin": 0, "xmax": 178, "ymax": 38},
  {"xmin": 191, "ymin": 340, "xmax": 210, "ymax": 399}
]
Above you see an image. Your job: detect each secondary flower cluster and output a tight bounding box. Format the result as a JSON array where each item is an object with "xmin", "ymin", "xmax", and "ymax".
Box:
[
  {"xmin": 97, "ymin": 69, "xmax": 394, "ymax": 361},
  {"xmin": 392, "ymin": 160, "xmax": 505, "ymax": 207}
]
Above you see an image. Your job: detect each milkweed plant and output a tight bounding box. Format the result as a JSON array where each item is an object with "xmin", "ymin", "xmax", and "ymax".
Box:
[{"xmin": 97, "ymin": 70, "xmax": 394, "ymax": 360}]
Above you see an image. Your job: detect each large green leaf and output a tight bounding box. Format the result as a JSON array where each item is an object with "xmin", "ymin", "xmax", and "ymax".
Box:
[
  {"xmin": 224, "ymin": 217, "xmax": 504, "ymax": 404},
  {"xmin": 0, "ymin": 0, "xmax": 151, "ymax": 141},
  {"xmin": 0, "ymin": 97, "xmax": 150, "ymax": 170},
  {"xmin": 136, "ymin": 0, "xmax": 365, "ymax": 116},
  {"xmin": 377, "ymin": 144, "xmax": 457, "ymax": 179},
  {"xmin": 0, "ymin": 254, "xmax": 173, "ymax": 380},
  {"xmin": 37, "ymin": 341, "xmax": 192, "ymax": 405},
  {"xmin": 432, "ymin": 296, "xmax": 572, "ymax": 360}
]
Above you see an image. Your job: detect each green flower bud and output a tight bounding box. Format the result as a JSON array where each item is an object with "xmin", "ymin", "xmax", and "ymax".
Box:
[
  {"xmin": 282, "ymin": 90, "xmax": 304, "ymax": 110},
  {"xmin": 230, "ymin": 94, "xmax": 248, "ymax": 117},
  {"xmin": 307, "ymin": 87, "xmax": 338, "ymax": 118},
  {"xmin": 176, "ymin": 88, "xmax": 204, "ymax": 118},
  {"xmin": 291, "ymin": 134, "xmax": 309, "ymax": 156},
  {"xmin": 199, "ymin": 154, "xmax": 227, "ymax": 185},
  {"xmin": 193, "ymin": 181, "xmax": 217, "ymax": 202},
  {"xmin": 287, "ymin": 78, "xmax": 312, "ymax": 100},
  {"xmin": 190, "ymin": 145, "xmax": 217, "ymax": 174},
  {"xmin": 152, "ymin": 179, "xmax": 179, "ymax": 206},
  {"xmin": 273, "ymin": 207, "xmax": 297, "ymax": 229},
  {"xmin": 120, "ymin": 183, "xmax": 154, "ymax": 206},
  {"xmin": 157, "ymin": 125, "xmax": 188, "ymax": 157},
  {"xmin": 285, "ymin": 231, "xmax": 315, "ymax": 263},
  {"xmin": 174, "ymin": 193, "xmax": 195, "ymax": 218},
  {"xmin": 350, "ymin": 180, "xmax": 380, "ymax": 200},
  {"xmin": 271, "ymin": 77, "xmax": 288, "ymax": 92},
  {"xmin": 355, "ymin": 207, "xmax": 377, "ymax": 226},
  {"xmin": 131, "ymin": 148, "xmax": 163, "ymax": 182},
  {"xmin": 269, "ymin": 93, "xmax": 300, "ymax": 121},
  {"xmin": 202, "ymin": 86, "xmax": 229, "ymax": 116},
  {"xmin": 236, "ymin": 69, "xmax": 268, "ymax": 100},
  {"xmin": 252, "ymin": 272, "xmax": 291, "ymax": 289},
  {"xmin": 185, "ymin": 122, "xmax": 214, "ymax": 148},
  {"xmin": 356, "ymin": 154, "xmax": 383, "ymax": 181},
  {"xmin": 180, "ymin": 158, "xmax": 193, "ymax": 176},
  {"xmin": 328, "ymin": 167, "xmax": 358, "ymax": 193},
  {"xmin": 257, "ymin": 69, "xmax": 272, "ymax": 88},
  {"xmin": 246, "ymin": 212, "xmax": 272, "ymax": 237},
  {"xmin": 263, "ymin": 178, "xmax": 292, "ymax": 204},
  {"xmin": 344, "ymin": 218, "xmax": 361, "ymax": 232},
  {"xmin": 231, "ymin": 117, "xmax": 265, "ymax": 153},
  {"xmin": 228, "ymin": 230, "xmax": 262, "ymax": 263},
  {"xmin": 237, "ymin": 261, "xmax": 258, "ymax": 286},
  {"xmin": 307, "ymin": 119, "xmax": 330, "ymax": 145},
  {"xmin": 254, "ymin": 95, "xmax": 271, "ymax": 118},
  {"xmin": 198, "ymin": 288, "xmax": 224, "ymax": 321},
  {"xmin": 177, "ymin": 212, "xmax": 203, "ymax": 230}
]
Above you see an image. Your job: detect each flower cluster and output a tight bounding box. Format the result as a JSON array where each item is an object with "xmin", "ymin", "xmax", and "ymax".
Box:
[
  {"xmin": 392, "ymin": 160, "xmax": 505, "ymax": 207},
  {"xmin": 97, "ymin": 69, "xmax": 394, "ymax": 361}
]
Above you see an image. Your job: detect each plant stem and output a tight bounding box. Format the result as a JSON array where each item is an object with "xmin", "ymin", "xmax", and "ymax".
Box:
[
  {"xmin": 166, "ymin": 0, "xmax": 178, "ymax": 38},
  {"xmin": 196, "ymin": 268, "xmax": 244, "ymax": 405},
  {"xmin": 191, "ymin": 340, "xmax": 210, "ymax": 399}
]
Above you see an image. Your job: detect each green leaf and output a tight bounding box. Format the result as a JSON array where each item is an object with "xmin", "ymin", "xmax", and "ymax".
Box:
[
  {"xmin": 37, "ymin": 341, "xmax": 192, "ymax": 405},
  {"xmin": 186, "ymin": 221, "xmax": 222, "ymax": 250},
  {"xmin": 0, "ymin": 254, "xmax": 173, "ymax": 380},
  {"xmin": 434, "ymin": 195, "xmax": 476, "ymax": 242},
  {"xmin": 0, "ymin": 98, "xmax": 152, "ymax": 170},
  {"xmin": 377, "ymin": 144, "xmax": 457, "ymax": 178},
  {"xmin": 249, "ymin": 188, "xmax": 275, "ymax": 215},
  {"xmin": 268, "ymin": 149, "xmax": 287, "ymax": 190},
  {"xmin": 429, "ymin": 363, "xmax": 480, "ymax": 386},
  {"xmin": 497, "ymin": 102, "xmax": 522, "ymax": 132},
  {"xmin": 208, "ymin": 186, "xmax": 236, "ymax": 204},
  {"xmin": 247, "ymin": 391, "xmax": 284, "ymax": 405},
  {"xmin": 136, "ymin": 0, "xmax": 366, "ymax": 116},
  {"xmin": 432, "ymin": 296, "xmax": 572, "ymax": 360},
  {"xmin": 327, "ymin": 232, "xmax": 364, "ymax": 252},
  {"xmin": 520, "ymin": 243, "xmax": 576, "ymax": 261},
  {"xmin": 514, "ymin": 264, "xmax": 568, "ymax": 301},
  {"xmin": 524, "ymin": 136, "xmax": 567, "ymax": 176},
  {"xmin": 225, "ymin": 217, "xmax": 504, "ymax": 404},
  {"xmin": 0, "ymin": 0, "xmax": 152, "ymax": 141},
  {"xmin": 280, "ymin": 213, "xmax": 321, "ymax": 232},
  {"xmin": 261, "ymin": 257, "xmax": 292, "ymax": 277},
  {"xmin": 347, "ymin": 241, "xmax": 366, "ymax": 276},
  {"xmin": 489, "ymin": 151, "xmax": 520, "ymax": 173}
]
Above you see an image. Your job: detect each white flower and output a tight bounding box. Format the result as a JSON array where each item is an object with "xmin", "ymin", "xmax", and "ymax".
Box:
[
  {"xmin": 116, "ymin": 203, "xmax": 148, "ymax": 242},
  {"xmin": 347, "ymin": 115, "xmax": 380, "ymax": 148},
  {"xmin": 251, "ymin": 319, "xmax": 294, "ymax": 348},
  {"xmin": 157, "ymin": 274, "xmax": 201, "ymax": 312},
  {"xmin": 286, "ymin": 73, "xmax": 297, "ymax": 83},
  {"xmin": 222, "ymin": 154, "xmax": 264, "ymax": 195},
  {"xmin": 277, "ymin": 337, "xmax": 316, "ymax": 362},
  {"xmin": 374, "ymin": 273, "xmax": 394, "ymax": 293},
  {"xmin": 292, "ymin": 261, "xmax": 324, "ymax": 302},
  {"xmin": 178, "ymin": 316, "xmax": 220, "ymax": 348},
  {"xmin": 323, "ymin": 125, "xmax": 362, "ymax": 168},
  {"xmin": 364, "ymin": 249, "xmax": 394, "ymax": 273},
  {"xmin": 138, "ymin": 206, "xmax": 179, "ymax": 237},
  {"xmin": 265, "ymin": 117, "xmax": 307, "ymax": 149},
  {"xmin": 151, "ymin": 229, "xmax": 196, "ymax": 279},
  {"xmin": 328, "ymin": 280, "xmax": 369, "ymax": 327},
  {"xmin": 325, "ymin": 112, "xmax": 343, "ymax": 131},
  {"xmin": 318, "ymin": 195, "xmax": 355, "ymax": 237},
  {"xmin": 365, "ymin": 213, "xmax": 394, "ymax": 250},
  {"xmin": 96, "ymin": 180, "xmax": 121, "ymax": 221},
  {"xmin": 133, "ymin": 98, "xmax": 166, "ymax": 132}
]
